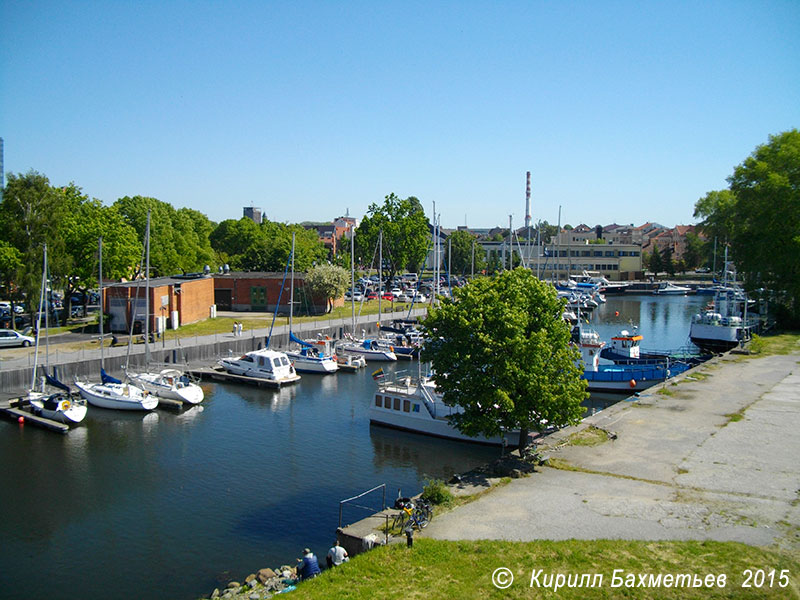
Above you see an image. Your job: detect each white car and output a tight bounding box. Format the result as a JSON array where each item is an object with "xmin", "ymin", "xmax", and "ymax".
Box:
[{"xmin": 0, "ymin": 329, "xmax": 35, "ymax": 348}]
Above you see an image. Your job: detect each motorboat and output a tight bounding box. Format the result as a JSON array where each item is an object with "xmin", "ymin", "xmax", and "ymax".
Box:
[
  {"xmin": 218, "ymin": 348, "xmax": 301, "ymax": 385},
  {"xmin": 128, "ymin": 368, "xmax": 204, "ymax": 404},
  {"xmin": 653, "ymin": 282, "xmax": 692, "ymax": 295},
  {"xmin": 337, "ymin": 337, "xmax": 397, "ymax": 361},
  {"xmin": 370, "ymin": 370, "xmax": 517, "ymax": 446},
  {"xmin": 574, "ymin": 326, "xmax": 690, "ymax": 393}
]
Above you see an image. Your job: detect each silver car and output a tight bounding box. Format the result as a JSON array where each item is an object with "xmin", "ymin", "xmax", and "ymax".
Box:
[{"xmin": 0, "ymin": 329, "xmax": 34, "ymax": 348}]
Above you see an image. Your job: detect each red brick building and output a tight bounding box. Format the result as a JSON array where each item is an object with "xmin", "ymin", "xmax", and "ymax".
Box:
[
  {"xmin": 212, "ymin": 272, "xmax": 341, "ymax": 315},
  {"xmin": 105, "ymin": 274, "xmax": 215, "ymax": 333}
]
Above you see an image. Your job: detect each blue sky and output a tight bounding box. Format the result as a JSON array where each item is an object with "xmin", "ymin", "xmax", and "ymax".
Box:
[{"xmin": 1, "ymin": 1, "xmax": 798, "ymax": 229}]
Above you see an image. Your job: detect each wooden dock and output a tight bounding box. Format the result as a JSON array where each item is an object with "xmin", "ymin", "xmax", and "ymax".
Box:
[
  {"xmin": 188, "ymin": 366, "xmax": 301, "ymax": 388},
  {"xmin": 0, "ymin": 399, "xmax": 69, "ymax": 433}
]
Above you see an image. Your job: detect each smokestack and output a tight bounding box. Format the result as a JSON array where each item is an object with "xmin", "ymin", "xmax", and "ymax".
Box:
[{"xmin": 524, "ymin": 171, "xmax": 531, "ymax": 229}]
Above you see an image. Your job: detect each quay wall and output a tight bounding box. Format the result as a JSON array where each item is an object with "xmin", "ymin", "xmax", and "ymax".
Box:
[{"xmin": 0, "ymin": 308, "xmax": 427, "ymax": 395}]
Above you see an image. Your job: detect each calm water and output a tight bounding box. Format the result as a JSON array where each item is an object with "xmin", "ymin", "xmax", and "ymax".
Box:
[{"xmin": 0, "ymin": 294, "xmax": 705, "ymax": 600}]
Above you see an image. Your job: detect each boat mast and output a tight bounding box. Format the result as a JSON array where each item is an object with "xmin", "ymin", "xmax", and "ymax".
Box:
[
  {"xmin": 144, "ymin": 210, "xmax": 151, "ymax": 366},
  {"xmin": 289, "ymin": 231, "xmax": 295, "ymax": 333},
  {"xmin": 378, "ymin": 228, "xmax": 382, "ymax": 323},
  {"xmin": 99, "ymin": 237, "xmax": 104, "ymax": 370},
  {"xmin": 30, "ymin": 244, "xmax": 47, "ymax": 392},
  {"xmin": 350, "ymin": 224, "xmax": 355, "ymax": 335}
]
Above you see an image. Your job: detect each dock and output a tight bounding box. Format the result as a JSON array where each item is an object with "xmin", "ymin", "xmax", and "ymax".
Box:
[
  {"xmin": 0, "ymin": 399, "xmax": 69, "ymax": 434},
  {"xmin": 188, "ymin": 366, "xmax": 301, "ymax": 388}
]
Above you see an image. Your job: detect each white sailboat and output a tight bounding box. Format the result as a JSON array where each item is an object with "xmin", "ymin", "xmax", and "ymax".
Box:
[
  {"xmin": 126, "ymin": 211, "xmax": 204, "ymax": 403},
  {"xmin": 336, "ymin": 228, "xmax": 397, "ymax": 362},
  {"xmin": 28, "ymin": 244, "xmax": 88, "ymax": 424},
  {"xmin": 75, "ymin": 237, "xmax": 157, "ymax": 411},
  {"xmin": 284, "ymin": 233, "xmax": 338, "ymax": 374}
]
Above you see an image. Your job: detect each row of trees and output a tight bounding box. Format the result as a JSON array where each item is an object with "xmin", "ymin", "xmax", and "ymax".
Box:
[{"xmin": 693, "ymin": 129, "xmax": 799, "ymax": 325}]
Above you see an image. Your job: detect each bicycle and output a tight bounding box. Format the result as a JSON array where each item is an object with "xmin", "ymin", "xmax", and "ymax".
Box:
[{"xmin": 389, "ymin": 498, "xmax": 432, "ymax": 534}]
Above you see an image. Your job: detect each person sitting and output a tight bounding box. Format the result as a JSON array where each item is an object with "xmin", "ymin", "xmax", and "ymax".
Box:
[
  {"xmin": 326, "ymin": 540, "xmax": 349, "ymax": 568},
  {"xmin": 297, "ymin": 548, "xmax": 321, "ymax": 580}
]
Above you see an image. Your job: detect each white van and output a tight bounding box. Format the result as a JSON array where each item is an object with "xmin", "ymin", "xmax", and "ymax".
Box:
[{"xmin": 401, "ymin": 273, "xmax": 418, "ymax": 285}]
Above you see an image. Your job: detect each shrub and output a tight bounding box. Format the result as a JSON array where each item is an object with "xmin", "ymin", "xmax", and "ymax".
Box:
[
  {"xmin": 421, "ymin": 479, "xmax": 454, "ymax": 506},
  {"xmin": 748, "ymin": 334, "xmax": 766, "ymax": 354}
]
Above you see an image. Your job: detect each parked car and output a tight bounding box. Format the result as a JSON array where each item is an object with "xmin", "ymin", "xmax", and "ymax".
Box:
[
  {"xmin": 0, "ymin": 311, "xmax": 29, "ymax": 329},
  {"xmin": 0, "ymin": 329, "xmax": 34, "ymax": 348},
  {"xmin": 365, "ymin": 291, "xmax": 379, "ymax": 301},
  {"xmin": 381, "ymin": 292, "xmax": 394, "ymax": 301}
]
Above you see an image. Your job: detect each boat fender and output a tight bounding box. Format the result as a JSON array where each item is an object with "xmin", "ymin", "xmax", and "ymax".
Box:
[
  {"xmin": 60, "ymin": 400, "xmax": 71, "ymax": 411},
  {"xmin": 629, "ymin": 379, "xmax": 636, "ymax": 388}
]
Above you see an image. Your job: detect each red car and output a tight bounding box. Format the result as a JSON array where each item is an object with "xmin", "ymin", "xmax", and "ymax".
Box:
[
  {"xmin": 366, "ymin": 291, "xmax": 379, "ymax": 301},
  {"xmin": 381, "ymin": 292, "xmax": 394, "ymax": 301}
]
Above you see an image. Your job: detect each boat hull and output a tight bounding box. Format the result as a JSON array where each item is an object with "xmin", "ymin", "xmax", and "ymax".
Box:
[
  {"xmin": 129, "ymin": 371, "xmax": 205, "ymax": 404},
  {"xmin": 583, "ymin": 363, "xmax": 691, "ymax": 393},
  {"xmin": 75, "ymin": 381, "xmax": 158, "ymax": 411},
  {"xmin": 29, "ymin": 394, "xmax": 88, "ymax": 424}
]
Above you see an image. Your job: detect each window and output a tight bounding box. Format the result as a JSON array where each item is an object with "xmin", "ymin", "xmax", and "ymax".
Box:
[
  {"xmin": 412, "ymin": 404, "xmax": 420, "ymax": 413},
  {"xmin": 394, "ymin": 397, "xmax": 401, "ymax": 410},
  {"xmin": 384, "ymin": 397, "xmax": 391, "ymax": 408},
  {"xmin": 375, "ymin": 395, "xmax": 382, "ymax": 407},
  {"xmin": 605, "ymin": 251, "xmax": 615, "ymax": 257},
  {"xmin": 251, "ymin": 286, "xmax": 267, "ymax": 311},
  {"xmin": 403, "ymin": 400, "xmax": 410, "ymax": 412}
]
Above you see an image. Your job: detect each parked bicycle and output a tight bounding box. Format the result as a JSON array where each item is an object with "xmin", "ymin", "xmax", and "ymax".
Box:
[{"xmin": 389, "ymin": 497, "xmax": 432, "ymax": 534}]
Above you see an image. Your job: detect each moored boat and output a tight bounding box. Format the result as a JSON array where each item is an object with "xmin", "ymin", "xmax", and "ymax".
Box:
[
  {"xmin": 128, "ymin": 368, "xmax": 204, "ymax": 404},
  {"xmin": 370, "ymin": 371, "xmax": 517, "ymax": 446},
  {"xmin": 653, "ymin": 282, "xmax": 692, "ymax": 295},
  {"xmin": 218, "ymin": 348, "xmax": 301, "ymax": 385}
]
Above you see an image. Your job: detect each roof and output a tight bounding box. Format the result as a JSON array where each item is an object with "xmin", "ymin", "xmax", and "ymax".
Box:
[{"xmin": 109, "ymin": 274, "xmax": 212, "ymax": 288}]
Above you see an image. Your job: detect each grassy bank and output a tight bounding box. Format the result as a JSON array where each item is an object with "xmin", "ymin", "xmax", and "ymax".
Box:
[{"xmin": 284, "ymin": 539, "xmax": 799, "ymax": 599}]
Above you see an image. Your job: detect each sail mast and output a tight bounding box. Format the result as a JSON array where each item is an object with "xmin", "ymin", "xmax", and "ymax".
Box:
[
  {"xmin": 31, "ymin": 244, "xmax": 47, "ymax": 392},
  {"xmin": 99, "ymin": 237, "xmax": 104, "ymax": 370},
  {"xmin": 144, "ymin": 210, "xmax": 151, "ymax": 366},
  {"xmin": 350, "ymin": 224, "xmax": 355, "ymax": 334},
  {"xmin": 290, "ymin": 231, "xmax": 295, "ymax": 333}
]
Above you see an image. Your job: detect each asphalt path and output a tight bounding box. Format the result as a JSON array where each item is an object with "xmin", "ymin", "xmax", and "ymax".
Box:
[{"xmin": 425, "ymin": 350, "xmax": 800, "ymax": 549}]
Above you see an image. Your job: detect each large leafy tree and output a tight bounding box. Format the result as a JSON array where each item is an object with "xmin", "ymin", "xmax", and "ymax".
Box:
[
  {"xmin": 0, "ymin": 240, "xmax": 23, "ymax": 324},
  {"xmin": 114, "ymin": 196, "xmax": 216, "ymax": 276},
  {"xmin": 694, "ymin": 130, "xmax": 800, "ymax": 323},
  {"xmin": 447, "ymin": 229, "xmax": 486, "ymax": 276},
  {"xmin": 0, "ymin": 171, "xmax": 70, "ymax": 316},
  {"xmin": 355, "ymin": 194, "xmax": 429, "ymax": 280},
  {"xmin": 422, "ymin": 268, "xmax": 587, "ymax": 449},
  {"xmin": 305, "ymin": 264, "xmax": 350, "ymax": 313}
]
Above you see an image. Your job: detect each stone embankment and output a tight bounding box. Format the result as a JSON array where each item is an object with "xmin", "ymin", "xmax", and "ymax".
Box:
[{"xmin": 203, "ymin": 565, "xmax": 301, "ymax": 600}]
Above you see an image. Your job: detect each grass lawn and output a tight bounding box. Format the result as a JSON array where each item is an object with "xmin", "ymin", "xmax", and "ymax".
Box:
[{"xmin": 286, "ymin": 539, "xmax": 799, "ymax": 599}]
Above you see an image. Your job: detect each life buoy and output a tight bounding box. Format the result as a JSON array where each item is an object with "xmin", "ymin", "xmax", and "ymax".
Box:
[{"xmin": 60, "ymin": 400, "xmax": 71, "ymax": 411}]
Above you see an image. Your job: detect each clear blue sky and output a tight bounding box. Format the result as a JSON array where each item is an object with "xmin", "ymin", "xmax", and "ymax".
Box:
[{"xmin": 2, "ymin": 1, "xmax": 798, "ymax": 230}]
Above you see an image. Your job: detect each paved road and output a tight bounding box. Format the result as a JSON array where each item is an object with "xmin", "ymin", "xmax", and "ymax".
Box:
[{"xmin": 425, "ymin": 350, "xmax": 800, "ymax": 549}]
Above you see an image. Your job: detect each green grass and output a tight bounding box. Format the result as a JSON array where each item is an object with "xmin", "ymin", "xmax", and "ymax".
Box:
[
  {"xmin": 286, "ymin": 539, "xmax": 800, "ymax": 599},
  {"xmin": 564, "ymin": 426, "xmax": 612, "ymax": 447},
  {"xmin": 746, "ymin": 332, "xmax": 800, "ymax": 357}
]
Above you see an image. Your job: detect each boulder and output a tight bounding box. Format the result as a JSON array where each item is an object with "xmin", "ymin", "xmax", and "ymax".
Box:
[
  {"xmin": 257, "ymin": 568, "xmax": 277, "ymax": 584},
  {"xmin": 211, "ymin": 588, "xmax": 220, "ymax": 599},
  {"xmin": 226, "ymin": 581, "xmax": 241, "ymax": 589},
  {"xmin": 249, "ymin": 593, "xmax": 260, "ymax": 600},
  {"xmin": 245, "ymin": 573, "xmax": 256, "ymax": 584}
]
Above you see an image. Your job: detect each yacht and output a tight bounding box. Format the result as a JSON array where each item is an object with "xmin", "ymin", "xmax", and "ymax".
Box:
[
  {"xmin": 653, "ymin": 282, "xmax": 692, "ymax": 295},
  {"xmin": 218, "ymin": 348, "xmax": 301, "ymax": 385}
]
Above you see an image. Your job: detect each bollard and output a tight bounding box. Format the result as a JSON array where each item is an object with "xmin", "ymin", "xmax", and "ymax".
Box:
[{"xmin": 404, "ymin": 526, "xmax": 413, "ymax": 548}]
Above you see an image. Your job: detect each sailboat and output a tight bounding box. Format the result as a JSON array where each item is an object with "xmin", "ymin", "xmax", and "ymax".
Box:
[
  {"xmin": 75, "ymin": 237, "xmax": 157, "ymax": 411},
  {"xmin": 126, "ymin": 211, "xmax": 204, "ymax": 403},
  {"xmin": 336, "ymin": 228, "xmax": 397, "ymax": 362},
  {"xmin": 284, "ymin": 234, "xmax": 338, "ymax": 373},
  {"xmin": 28, "ymin": 244, "xmax": 88, "ymax": 424}
]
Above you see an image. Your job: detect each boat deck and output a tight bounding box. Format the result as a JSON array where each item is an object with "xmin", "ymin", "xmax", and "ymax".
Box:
[{"xmin": 188, "ymin": 366, "xmax": 301, "ymax": 388}]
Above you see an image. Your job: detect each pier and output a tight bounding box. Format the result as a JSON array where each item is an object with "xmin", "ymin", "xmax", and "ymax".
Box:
[{"xmin": 0, "ymin": 398, "xmax": 69, "ymax": 433}]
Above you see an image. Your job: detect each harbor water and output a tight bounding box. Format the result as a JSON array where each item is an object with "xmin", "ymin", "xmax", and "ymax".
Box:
[{"xmin": 0, "ymin": 294, "xmax": 707, "ymax": 600}]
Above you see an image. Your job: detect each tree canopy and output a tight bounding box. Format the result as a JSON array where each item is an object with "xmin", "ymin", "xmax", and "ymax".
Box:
[
  {"xmin": 355, "ymin": 194, "xmax": 429, "ymax": 279},
  {"xmin": 446, "ymin": 229, "xmax": 486, "ymax": 276},
  {"xmin": 694, "ymin": 129, "xmax": 800, "ymax": 324},
  {"xmin": 421, "ymin": 268, "xmax": 587, "ymax": 448},
  {"xmin": 305, "ymin": 264, "xmax": 350, "ymax": 313}
]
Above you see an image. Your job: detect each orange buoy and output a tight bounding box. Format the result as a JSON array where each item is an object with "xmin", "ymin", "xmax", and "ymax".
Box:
[
  {"xmin": 615, "ymin": 311, "xmax": 619, "ymax": 316},
  {"xmin": 18, "ymin": 416, "xmax": 25, "ymax": 424},
  {"xmin": 629, "ymin": 379, "xmax": 637, "ymax": 388}
]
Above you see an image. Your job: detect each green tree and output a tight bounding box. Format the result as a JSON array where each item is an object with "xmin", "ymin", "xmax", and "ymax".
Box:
[
  {"xmin": 356, "ymin": 194, "xmax": 429, "ymax": 280},
  {"xmin": 663, "ymin": 246, "xmax": 675, "ymax": 276},
  {"xmin": 447, "ymin": 230, "xmax": 486, "ymax": 276},
  {"xmin": 421, "ymin": 268, "xmax": 587, "ymax": 449},
  {"xmin": 0, "ymin": 171, "xmax": 70, "ymax": 316},
  {"xmin": 694, "ymin": 130, "xmax": 800, "ymax": 323},
  {"xmin": 0, "ymin": 240, "xmax": 23, "ymax": 325},
  {"xmin": 648, "ymin": 246, "xmax": 663, "ymax": 275},
  {"xmin": 305, "ymin": 264, "xmax": 350, "ymax": 313},
  {"xmin": 682, "ymin": 232, "xmax": 704, "ymax": 271}
]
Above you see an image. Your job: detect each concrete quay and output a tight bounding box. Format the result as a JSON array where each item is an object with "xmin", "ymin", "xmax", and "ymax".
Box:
[{"xmin": 424, "ymin": 348, "xmax": 800, "ymax": 550}]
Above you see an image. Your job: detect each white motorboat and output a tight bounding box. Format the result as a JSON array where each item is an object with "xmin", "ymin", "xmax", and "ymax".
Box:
[
  {"xmin": 370, "ymin": 371, "xmax": 516, "ymax": 446},
  {"xmin": 337, "ymin": 337, "xmax": 397, "ymax": 361},
  {"xmin": 128, "ymin": 368, "xmax": 204, "ymax": 404},
  {"xmin": 653, "ymin": 281, "xmax": 692, "ymax": 295},
  {"xmin": 218, "ymin": 348, "xmax": 301, "ymax": 385}
]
